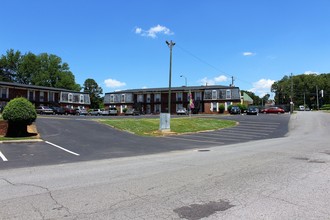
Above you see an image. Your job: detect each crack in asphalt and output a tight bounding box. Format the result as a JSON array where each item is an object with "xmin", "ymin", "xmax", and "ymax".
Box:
[{"xmin": 0, "ymin": 178, "xmax": 71, "ymax": 218}]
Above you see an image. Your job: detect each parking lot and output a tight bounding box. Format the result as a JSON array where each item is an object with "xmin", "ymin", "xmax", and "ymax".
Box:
[{"xmin": 0, "ymin": 113, "xmax": 290, "ymax": 170}]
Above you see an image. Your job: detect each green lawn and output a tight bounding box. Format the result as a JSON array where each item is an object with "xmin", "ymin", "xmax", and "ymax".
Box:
[{"xmin": 99, "ymin": 117, "xmax": 236, "ymax": 136}]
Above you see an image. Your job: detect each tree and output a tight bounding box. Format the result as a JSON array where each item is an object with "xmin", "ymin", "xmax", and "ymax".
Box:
[
  {"xmin": 0, "ymin": 49, "xmax": 21, "ymax": 82},
  {"xmin": 0, "ymin": 49, "xmax": 81, "ymax": 91},
  {"xmin": 272, "ymin": 73, "xmax": 330, "ymax": 108},
  {"xmin": 83, "ymin": 78, "xmax": 103, "ymax": 109},
  {"xmin": 2, "ymin": 97, "xmax": 37, "ymax": 137}
]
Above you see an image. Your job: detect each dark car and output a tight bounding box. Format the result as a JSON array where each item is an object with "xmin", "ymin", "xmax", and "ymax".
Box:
[
  {"xmin": 263, "ymin": 107, "xmax": 285, "ymax": 114},
  {"xmin": 50, "ymin": 106, "xmax": 65, "ymax": 115},
  {"xmin": 246, "ymin": 107, "xmax": 259, "ymax": 115},
  {"xmin": 36, "ymin": 106, "xmax": 54, "ymax": 114},
  {"xmin": 230, "ymin": 106, "xmax": 241, "ymax": 114},
  {"xmin": 64, "ymin": 108, "xmax": 77, "ymax": 115},
  {"xmin": 125, "ymin": 109, "xmax": 140, "ymax": 116}
]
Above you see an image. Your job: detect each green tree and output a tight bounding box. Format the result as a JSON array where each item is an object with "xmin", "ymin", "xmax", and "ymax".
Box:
[
  {"xmin": 0, "ymin": 49, "xmax": 81, "ymax": 91},
  {"xmin": 2, "ymin": 97, "xmax": 37, "ymax": 137},
  {"xmin": 0, "ymin": 49, "xmax": 21, "ymax": 82},
  {"xmin": 83, "ymin": 78, "xmax": 103, "ymax": 109}
]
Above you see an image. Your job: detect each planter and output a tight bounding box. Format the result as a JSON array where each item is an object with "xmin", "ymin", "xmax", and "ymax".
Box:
[{"xmin": 0, "ymin": 120, "xmax": 8, "ymax": 136}]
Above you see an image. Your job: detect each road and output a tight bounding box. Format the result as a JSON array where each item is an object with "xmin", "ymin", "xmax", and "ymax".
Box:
[
  {"xmin": 0, "ymin": 111, "xmax": 329, "ymax": 219},
  {"xmin": 0, "ymin": 113, "xmax": 289, "ymax": 169}
]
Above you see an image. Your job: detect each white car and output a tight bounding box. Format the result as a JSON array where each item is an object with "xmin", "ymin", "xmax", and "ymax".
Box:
[{"xmin": 176, "ymin": 108, "xmax": 188, "ymax": 115}]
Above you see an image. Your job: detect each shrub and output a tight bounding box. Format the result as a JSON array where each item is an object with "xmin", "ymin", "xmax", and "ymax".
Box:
[
  {"xmin": 227, "ymin": 105, "xmax": 233, "ymax": 112},
  {"xmin": 219, "ymin": 104, "xmax": 225, "ymax": 113},
  {"xmin": 2, "ymin": 97, "xmax": 37, "ymax": 137},
  {"xmin": 320, "ymin": 104, "xmax": 330, "ymax": 110},
  {"xmin": 237, "ymin": 103, "xmax": 247, "ymax": 112}
]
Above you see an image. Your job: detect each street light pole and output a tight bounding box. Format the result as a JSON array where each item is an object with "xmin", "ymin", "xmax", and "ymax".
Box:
[
  {"xmin": 166, "ymin": 40, "xmax": 175, "ymax": 114},
  {"xmin": 180, "ymin": 75, "xmax": 187, "ymax": 87}
]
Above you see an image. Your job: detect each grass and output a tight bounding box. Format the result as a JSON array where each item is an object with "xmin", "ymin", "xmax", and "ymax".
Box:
[{"xmin": 99, "ymin": 117, "xmax": 236, "ymax": 136}]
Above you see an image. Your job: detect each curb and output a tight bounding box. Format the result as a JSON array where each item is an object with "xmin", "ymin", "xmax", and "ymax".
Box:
[{"xmin": 0, "ymin": 139, "xmax": 44, "ymax": 144}]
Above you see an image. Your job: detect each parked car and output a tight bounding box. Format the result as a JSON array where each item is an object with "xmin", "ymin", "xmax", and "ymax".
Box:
[
  {"xmin": 36, "ymin": 106, "xmax": 54, "ymax": 114},
  {"xmin": 109, "ymin": 107, "xmax": 118, "ymax": 116},
  {"xmin": 246, "ymin": 107, "xmax": 259, "ymax": 115},
  {"xmin": 64, "ymin": 108, "xmax": 77, "ymax": 115},
  {"xmin": 89, "ymin": 109, "xmax": 109, "ymax": 116},
  {"xmin": 299, "ymin": 105, "xmax": 305, "ymax": 111},
  {"xmin": 262, "ymin": 107, "xmax": 285, "ymax": 114},
  {"xmin": 176, "ymin": 108, "xmax": 188, "ymax": 115},
  {"xmin": 50, "ymin": 106, "xmax": 65, "ymax": 115},
  {"xmin": 125, "ymin": 109, "xmax": 140, "ymax": 116},
  {"xmin": 75, "ymin": 108, "xmax": 88, "ymax": 116},
  {"xmin": 230, "ymin": 106, "xmax": 241, "ymax": 114}
]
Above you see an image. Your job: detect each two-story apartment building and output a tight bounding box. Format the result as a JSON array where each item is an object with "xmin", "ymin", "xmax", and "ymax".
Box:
[
  {"xmin": 0, "ymin": 81, "xmax": 91, "ymax": 110},
  {"xmin": 103, "ymin": 85, "xmax": 241, "ymax": 114}
]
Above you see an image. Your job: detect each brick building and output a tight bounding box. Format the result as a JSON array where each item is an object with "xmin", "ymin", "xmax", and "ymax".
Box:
[
  {"xmin": 0, "ymin": 81, "xmax": 90, "ymax": 110},
  {"xmin": 103, "ymin": 85, "xmax": 241, "ymax": 114}
]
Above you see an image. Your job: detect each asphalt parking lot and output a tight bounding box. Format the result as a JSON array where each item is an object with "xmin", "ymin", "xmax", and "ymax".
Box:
[{"xmin": 0, "ymin": 113, "xmax": 290, "ymax": 170}]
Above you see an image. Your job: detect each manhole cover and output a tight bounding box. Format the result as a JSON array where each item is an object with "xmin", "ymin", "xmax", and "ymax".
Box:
[
  {"xmin": 173, "ymin": 200, "xmax": 234, "ymax": 220},
  {"xmin": 197, "ymin": 149, "xmax": 210, "ymax": 152}
]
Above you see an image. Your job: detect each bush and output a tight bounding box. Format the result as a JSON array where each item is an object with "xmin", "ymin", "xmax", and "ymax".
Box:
[
  {"xmin": 237, "ymin": 103, "xmax": 247, "ymax": 112},
  {"xmin": 219, "ymin": 104, "xmax": 225, "ymax": 113},
  {"xmin": 2, "ymin": 97, "xmax": 37, "ymax": 137},
  {"xmin": 320, "ymin": 104, "xmax": 330, "ymax": 110}
]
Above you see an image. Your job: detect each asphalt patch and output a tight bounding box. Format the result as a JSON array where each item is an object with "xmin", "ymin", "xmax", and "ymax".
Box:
[{"xmin": 173, "ymin": 200, "xmax": 234, "ymax": 220}]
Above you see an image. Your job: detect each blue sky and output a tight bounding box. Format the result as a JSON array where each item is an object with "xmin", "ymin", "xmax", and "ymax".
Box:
[{"xmin": 1, "ymin": 0, "xmax": 330, "ymax": 97}]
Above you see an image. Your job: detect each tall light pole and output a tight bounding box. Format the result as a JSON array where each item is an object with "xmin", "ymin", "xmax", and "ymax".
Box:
[
  {"xmin": 166, "ymin": 40, "xmax": 175, "ymax": 114},
  {"xmin": 180, "ymin": 75, "xmax": 187, "ymax": 87}
]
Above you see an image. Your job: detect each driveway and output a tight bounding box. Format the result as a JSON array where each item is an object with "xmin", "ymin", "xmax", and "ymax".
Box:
[{"xmin": 0, "ymin": 114, "xmax": 290, "ymax": 169}]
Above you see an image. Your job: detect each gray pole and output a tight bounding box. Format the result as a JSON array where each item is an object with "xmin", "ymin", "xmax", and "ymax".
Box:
[
  {"xmin": 290, "ymin": 73, "xmax": 293, "ymax": 113},
  {"xmin": 166, "ymin": 40, "xmax": 175, "ymax": 114},
  {"xmin": 316, "ymin": 85, "xmax": 319, "ymax": 110}
]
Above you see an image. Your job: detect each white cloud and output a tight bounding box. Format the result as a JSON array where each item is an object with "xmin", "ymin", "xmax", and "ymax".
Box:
[
  {"xmin": 135, "ymin": 25, "xmax": 174, "ymax": 38},
  {"xmin": 199, "ymin": 75, "xmax": 228, "ymax": 85},
  {"xmin": 304, "ymin": 71, "xmax": 319, "ymax": 75},
  {"xmin": 243, "ymin": 52, "xmax": 256, "ymax": 56},
  {"xmin": 104, "ymin": 78, "xmax": 126, "ymax": 88},
  {"xmin": 249, "ymin": 79, "xmax": 275, "ymax": 98}
]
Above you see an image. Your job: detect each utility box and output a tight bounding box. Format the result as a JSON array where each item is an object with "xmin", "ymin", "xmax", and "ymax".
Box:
[{"xmin": 159, "ymin": 113, "xmax": 170, "ymax": 132}]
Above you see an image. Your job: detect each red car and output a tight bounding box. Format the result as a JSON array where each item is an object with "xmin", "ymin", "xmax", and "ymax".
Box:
[{"xmin": 262, "ymin": 107, "xmax": 285, "ymax": 114}]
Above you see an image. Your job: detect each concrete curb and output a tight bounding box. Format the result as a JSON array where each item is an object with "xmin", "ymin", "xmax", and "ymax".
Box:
[{"xmin": 0, "ymin": 139, "xmax": 44, "ymax": 144}]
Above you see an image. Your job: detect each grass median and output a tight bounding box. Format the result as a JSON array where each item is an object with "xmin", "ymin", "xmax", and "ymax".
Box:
[{"xmin": 99, "ymin": 117, "xmax": 236, "ymax": 136}]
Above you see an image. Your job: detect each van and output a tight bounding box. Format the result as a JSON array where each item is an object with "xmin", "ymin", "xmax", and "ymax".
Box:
[{"xmin": 299, "ymin": 105, "xmax": 305, "ymax": 111}]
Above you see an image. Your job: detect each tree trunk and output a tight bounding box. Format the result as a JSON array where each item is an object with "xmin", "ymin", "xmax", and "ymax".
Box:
[{"xmin": 6, "ymin": 121, "xmax": 28, "ymax": 137}]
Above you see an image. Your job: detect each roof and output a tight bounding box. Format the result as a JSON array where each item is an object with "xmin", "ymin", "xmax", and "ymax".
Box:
[
  {"xmin": 242, "ymin": 92, "xmax": 253, "ymax": 104},
  {"xmin": 105, "ymin": 85, "xmax": 239, "ymax": 94},
  {"xmin": 0, "ymin": 81, "xmax": 87, "ymax": 94}
]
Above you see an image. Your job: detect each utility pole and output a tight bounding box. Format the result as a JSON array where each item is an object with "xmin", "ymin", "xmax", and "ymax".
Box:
[
  {"xmin": 166, "ymin": 40, "xmax": 175, "ymax": 114},
  {"xmin": 290, "ymin": 73, "xmax": 293, "ymax": 113},
  {"xmin": 316, "ymin": 85, "xmax": 319, "ymax": 110}
]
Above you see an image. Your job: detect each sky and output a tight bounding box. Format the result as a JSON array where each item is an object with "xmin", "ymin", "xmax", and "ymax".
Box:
[{"xmin": 1, "ymin": 0, "xmax": 330, "ymax": 97}]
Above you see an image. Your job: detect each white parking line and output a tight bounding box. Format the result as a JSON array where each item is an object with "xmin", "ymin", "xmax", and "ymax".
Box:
[
  {"xmin": 0, "ymin": 151, "xmax": 8, "ymax": 161},
  {"xmin": 45, "ymin": 141, "xmax": 80, "ymax": 156}
]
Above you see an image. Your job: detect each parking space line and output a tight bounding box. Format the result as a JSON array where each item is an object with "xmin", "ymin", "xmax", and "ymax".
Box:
[
  {"xmin": 45, "ymin": 141, "xmax": 80, "ymax": 156},
  {"xmin": 0, "ymin": 151, "xmax": 8, "ymax": 161}
]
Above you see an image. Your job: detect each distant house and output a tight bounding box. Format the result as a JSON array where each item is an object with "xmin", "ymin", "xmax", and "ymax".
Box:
[
  {"xmin": 0, "ymin": 81, "xmax": 91, "ymax": 109},
  {"xmin": 103, "ymin": 85, "xmax": 241, "ymax": 114}
]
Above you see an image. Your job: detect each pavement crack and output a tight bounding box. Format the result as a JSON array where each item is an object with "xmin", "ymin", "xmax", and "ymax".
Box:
[{"xmin": 1, "ymin": 178, "xmax": 71, "ymax": 216}]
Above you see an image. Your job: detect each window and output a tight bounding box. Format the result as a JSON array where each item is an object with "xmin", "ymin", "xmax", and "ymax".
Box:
[
  {"xmin": 121, "ymin": 94, "xmax": 125, "ymax": 103},
  {"xmin": 154, "ymin": 93, "xmax": 161, "ymax": 102},
  {"xmin": 212, "ymin": 102, "xmax": 218, "ymax": 112},
  {"xmin": 195, "ymin": 92, "xmax": 202, "ymax": 101},
  {"xmin": 80, "ymin": 94, "xmax": 84, "ymax": 103},
  {"xmin": 0, "ymin": 87, "xmax": 8, "ymax": 98},
  {"xmin": 204, "ymin": 90, "xmax": 212, "ymax": 100},
  {"xmin": 39, "ymin": 91, "xmax": 44, "ymax": 102},
  {"xmin": 176, "ymin": 92, "xmax": 183, "ymax": 102},
  {"xmin": 49, "ymin": 92, "xmax": 55, "ymax": 102},
  {"xmin": 226, "ymin": 90, "xmax": 231, "ymax": 99},
  {"xmin": 68, "ymin": 93, "xmax": 73, "ymax": 103},
  {"xmin": 110, "ymin": 95, "xmax": 114, "ymax": 103},
  {"xmin": 212, "ymin": 90, "xmax": 217, "ymax": 100},
  {"xmin": 154, "ymin": 104, "xmax": 161, "ymax": 113},
  {"xmin": 137, "ymin": 94, "xmax": 144, "ymax": 102},
  {"xmin": 28, "ymin": 90, "xmax": 35, "ymax": 101},
  {"xmin": 146, "ymin": 94, "xmax": 151, "ymax": 103}
]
